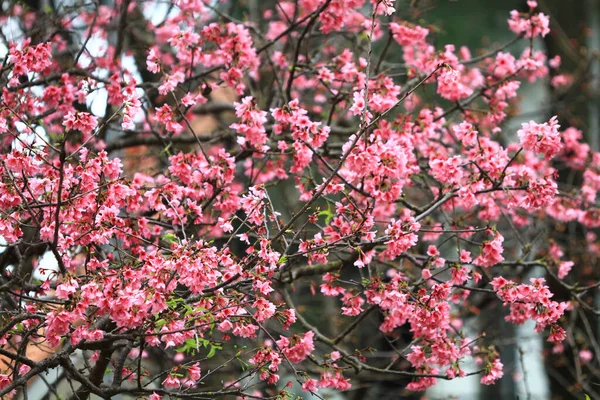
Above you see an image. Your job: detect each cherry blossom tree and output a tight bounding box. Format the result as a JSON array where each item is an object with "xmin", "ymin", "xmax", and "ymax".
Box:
[{"xmin": 0, "ymin": 0, "xmax": 598, "ymax": 398}]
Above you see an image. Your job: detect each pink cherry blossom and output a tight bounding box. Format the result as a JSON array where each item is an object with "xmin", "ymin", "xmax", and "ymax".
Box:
[{"xmin": 518, "ymin": 116, "xmax": 561, "ymax": 158}]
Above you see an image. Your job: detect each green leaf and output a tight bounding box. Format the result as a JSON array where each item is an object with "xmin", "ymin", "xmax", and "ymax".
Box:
[
  {"xmin": 318, "ymin": 204, "xmax": 334, "ymax": 225},
  {"xmin": 162, "ymin": 233, "xmax": 177, "ymax": 244},
  {"xmin": 183, "ymin": 304, "xmax": 194, "ymax": 316},
  {"xmin": 207, "ymin": 345, "xmax": 217, "ymax": 359},
  {"xmin": 160, "ymin": 143, "xmax": 173, "ymax": 156},
  {"xmin": 176, "ymin": 338, "xmax": 200, "ymax": 355}
]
